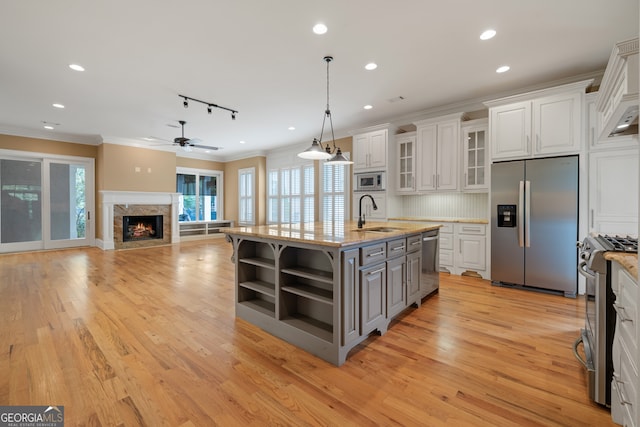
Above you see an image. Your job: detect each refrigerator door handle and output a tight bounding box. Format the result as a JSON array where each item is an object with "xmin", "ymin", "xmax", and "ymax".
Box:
[
  {"xmin": 518, "ymin": 180, "xmax": 525, "ymax": 247},
  {"xmin": 525, "ymin": 180, "xmax": 531, "ymax": 247}
]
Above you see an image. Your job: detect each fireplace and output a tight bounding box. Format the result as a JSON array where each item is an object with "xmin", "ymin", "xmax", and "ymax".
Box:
[{"xmin": 123, "ymin": 215, "xmax": 163, "ymax": 242}]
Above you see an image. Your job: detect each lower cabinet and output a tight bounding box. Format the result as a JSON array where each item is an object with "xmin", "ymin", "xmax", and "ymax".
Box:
[
  {"xmin": 438, "ymin": 222, "xmax": 489, "ymax": 278},
  {"xmin": 610, "ymin": 261, "xmax": 638, "ymax": 427},
  {"xmin": 360, "ymin": 263, "xmax": 386, "ymax": 335},
  {"xmin": 386, "ymin": 256, "xmax": 406, "ymax": 319},
  {"xmin": 407, "ymin": 250, "xmax": 421, "ymax": 303}
]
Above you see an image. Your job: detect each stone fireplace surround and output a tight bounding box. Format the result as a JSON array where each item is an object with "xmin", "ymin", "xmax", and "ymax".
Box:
[{"xmin": 99, "ymin": 191, "xmax": 180, "ymax": 250}]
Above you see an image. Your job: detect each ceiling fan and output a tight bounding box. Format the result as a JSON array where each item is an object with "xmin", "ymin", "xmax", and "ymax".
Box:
[{"xmin": 172, "ymin": 120, "xmax": 221, "ymax": 151}]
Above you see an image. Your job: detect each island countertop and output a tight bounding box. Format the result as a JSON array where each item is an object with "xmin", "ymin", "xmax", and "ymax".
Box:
[{"xmin": 225, "ymin": 221, "xmax": 442, "ymax": 247}]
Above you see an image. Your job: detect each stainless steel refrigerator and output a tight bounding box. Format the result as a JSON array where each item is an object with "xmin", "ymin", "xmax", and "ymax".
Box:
[{"xmin": 491, "ymin": 156, "xmax": 578, "ymax": 297}]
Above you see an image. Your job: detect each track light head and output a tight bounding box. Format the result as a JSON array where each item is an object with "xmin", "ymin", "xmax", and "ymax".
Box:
[
  {"xmin": 183, "ymin": 99, "xmax": 188, "ymax": 108},
  {"xmin": 231, "ymin": 112, "xmax": 236, "ymax": 120},
  {"xmin": 207, "ymin": 105, "xmax": 212, "ymax": 114}
]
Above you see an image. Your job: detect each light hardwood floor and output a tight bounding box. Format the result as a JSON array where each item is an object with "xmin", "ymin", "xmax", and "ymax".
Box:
[{"xmin": 0, "ymin": 239, "xmax": 614, "ymax": 426}]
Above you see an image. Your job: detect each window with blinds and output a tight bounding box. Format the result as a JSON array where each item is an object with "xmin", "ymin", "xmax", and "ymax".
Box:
[
  {"xmin": 321, "ymin": 161, "xmax": 349, "ymax": 221},
  {"xmin": 238, "ymin": 167, "xmax": 254, "ymax": 225},
  {"xmin": 267, "ymin": 164, "xmax": 314, "ymax": 224}
]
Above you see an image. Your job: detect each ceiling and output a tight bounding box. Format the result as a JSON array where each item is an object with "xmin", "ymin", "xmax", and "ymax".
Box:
[{"xmin": 0, "ymin": 1, "xmax": 638, "ymax": 161}]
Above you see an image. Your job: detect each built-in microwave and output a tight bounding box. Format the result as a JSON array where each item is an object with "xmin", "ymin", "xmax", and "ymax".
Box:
[{"xmin": 354, "ymin": 171, "xmax": 385, "ymax": 192}]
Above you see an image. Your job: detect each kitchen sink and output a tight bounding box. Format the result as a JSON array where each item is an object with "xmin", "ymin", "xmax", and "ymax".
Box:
[{"xmin": 352, "ymin": 226, "xmax": 402, "ymax": 233}]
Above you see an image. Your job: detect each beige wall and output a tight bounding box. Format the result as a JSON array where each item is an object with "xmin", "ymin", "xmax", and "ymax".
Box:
[
  {"xmin": 224, "ymin": 156, "xmax": 267, "ymax": 225},
  {"xmin": 100, "ymin": 143, "xmax": 177, "ymax": 192}
]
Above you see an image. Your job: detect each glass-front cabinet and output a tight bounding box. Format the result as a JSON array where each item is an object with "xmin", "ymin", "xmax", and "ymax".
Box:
[
  {"xmin": 462, "ymin": 119, "xmax": 488, "ymax": 191},
  {"xmin": 396, "ymin": 132, "xmax": 416, "ymax": 192}
]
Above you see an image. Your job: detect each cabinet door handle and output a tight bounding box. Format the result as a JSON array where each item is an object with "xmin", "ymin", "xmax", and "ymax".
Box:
[
  {"xmin": 367, "ymin": 250, "xmax": 385, "ymax": 258},
  {"xmin": 590, "ymin": 209, "xmax": 594, "ymax": 228},
  {"xmin": 613, "ymin": 303, "xmax": 634, "ymax": 322},
  {"xmin": 526, "ymin": 135, "xmax": 530, "ymax": 152},
  {"xmin": 367, "ymin": 267, "xmax": 385, "ymax": 275},
  {"xmin": 536, "ymin": 134, "xmax": 540, "ymax": 152},
  {"xmin": 432, "ymin": 174, "xmax": 436, "ymax": 188}
]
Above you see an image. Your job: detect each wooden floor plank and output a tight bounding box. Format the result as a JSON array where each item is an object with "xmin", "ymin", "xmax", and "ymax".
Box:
[{"xmin": 0, "ymin": 239, "xmax": 615, "ymax": 426}]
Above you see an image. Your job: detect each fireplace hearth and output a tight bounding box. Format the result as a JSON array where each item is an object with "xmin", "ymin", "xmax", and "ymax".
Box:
[{"xmin": 123, "ymin": 215, "xmax": 163, "ymax": 242}]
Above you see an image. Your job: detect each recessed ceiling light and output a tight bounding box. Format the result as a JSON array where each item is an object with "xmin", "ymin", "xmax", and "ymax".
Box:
[
  {"xmin": 142, "ymin": 137, "xmax": 155, "ymax": 141},
  {"xmin": 44, "ymin": 125, "xmax": 54, "ymax": 130},
  {"xmin": 617, "ymin": 123, "xmax": 630, "ymax": 129},
  {"xmin": 288, "ymin": 126, "xmax": 295, "ymax": 131},
  {"xmin": 496, "ymin": 65, "xmax": 510, "ymax": 73},
  {"xmin": 480, "ymin": 29, "xmax": 496, "ymax": 40},
  {"xmin": 363, "ymin": 105, "xmax": 373, "ymax": 110},
  {"xmin": 69, "ymin": 64, "xmax": 85, "ymax": 72},
  {"xmin": 52, "ymin": 103, "xmax": 65, "ymax": 109},
  {"xmin": 313, "ymin": 23, "xmax": 327, "ymax": 35},
  {"xmin": 365, "ymin": 63, "xmax": 378, "ymax": 71},
  {"xmin": 239, "ymin": 140, "xmax": 246, "ymax": 144}
]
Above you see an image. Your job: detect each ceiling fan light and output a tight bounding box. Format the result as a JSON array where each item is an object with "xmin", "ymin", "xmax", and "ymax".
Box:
[
  {"xmin": 298, "ymin": 138, "xmax": 332, "ymax": 160},
  {"xmin": 181, "ymin": 145, "xmax": 193, "ymax": 152}
]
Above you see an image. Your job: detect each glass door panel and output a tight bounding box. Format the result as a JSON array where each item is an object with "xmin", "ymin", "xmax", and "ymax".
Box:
[
  {"xmin": 45, "ymin": 159, "xmax": 93, "ymax": 249},
  {"xmin": 0, "ymin": 159, "xmax": 43, "ymax": 250}
]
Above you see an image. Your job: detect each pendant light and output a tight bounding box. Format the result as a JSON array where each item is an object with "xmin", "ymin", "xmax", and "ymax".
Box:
[{"xmin": 298, "ymin": 56, "xmax": 353, "ymax": 164}]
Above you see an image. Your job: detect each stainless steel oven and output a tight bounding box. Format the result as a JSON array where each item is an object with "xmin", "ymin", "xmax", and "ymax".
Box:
[{"xmin": 574, "ymin": 235, "xmax": 637, "ymax": 406}]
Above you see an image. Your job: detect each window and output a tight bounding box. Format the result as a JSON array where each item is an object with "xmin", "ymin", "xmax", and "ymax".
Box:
[
  {"xmin": 238, "ymin": 167, "xmax": 254, "ymax": 225},
  {"xmin": 176, "ymin": 168, "xmax": 223, "ymax": 222},
  {"xmin": 267, "ymin": 164, "xmax": 314, "ymax": 224},
  {"xmin": 320, "ymin": 160, "xmax": 349, "ymax": 221}
]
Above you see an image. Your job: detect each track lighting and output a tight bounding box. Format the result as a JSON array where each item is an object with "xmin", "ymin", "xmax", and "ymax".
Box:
[
  {"xmin": 298, "ymin": 56, "xmax": 353, "ymax": 164},
  {"xmin": 178, "ymin": 94, "xmax": 238, "ymax": 120}
]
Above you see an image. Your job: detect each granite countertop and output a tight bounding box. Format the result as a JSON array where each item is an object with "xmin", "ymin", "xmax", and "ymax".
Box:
[
  {"xmin": 225, "ymin": 221, "xmax": 442, "ymax": 248},
  {"xmin": 388, "ymin": 216, "xmax": 489, "ymax": 224},
  {"xmin": 603, "ymin": 252, "xmax": 638, "ymax": 279}
]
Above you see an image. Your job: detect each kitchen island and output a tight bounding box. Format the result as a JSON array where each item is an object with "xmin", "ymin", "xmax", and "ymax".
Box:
[{"xmin": 225, "ymin": 221, "xmax": 441, "ymax": 366}]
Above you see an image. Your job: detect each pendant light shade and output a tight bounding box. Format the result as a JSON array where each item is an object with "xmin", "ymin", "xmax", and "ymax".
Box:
[
  {"xmin": 327, "ymin": 148, "xmax": 352, "ymax": 165},
  {"xmin": 298, "ymin": 138, "xmax": 332, "ymax": 160},
  {"xmin": 298, "ymin": 56, "xmax": 353, "ymax": 165}
]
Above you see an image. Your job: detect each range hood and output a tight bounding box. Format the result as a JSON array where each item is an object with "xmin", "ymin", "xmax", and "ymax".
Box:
[{"xmin": 596, "ymin": 37, "xmax": 639, "ymax": 140}]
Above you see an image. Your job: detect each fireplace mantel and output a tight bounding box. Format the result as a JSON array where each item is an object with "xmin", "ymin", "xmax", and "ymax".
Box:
[{"xmin": 99, "ymin": 191, "xmax": 180, "ymax": 250}]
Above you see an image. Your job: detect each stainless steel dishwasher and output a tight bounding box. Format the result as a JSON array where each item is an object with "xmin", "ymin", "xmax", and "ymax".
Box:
[{"xmin": 421, "ymin": 229, "xmax": 440, "ymax": 296}]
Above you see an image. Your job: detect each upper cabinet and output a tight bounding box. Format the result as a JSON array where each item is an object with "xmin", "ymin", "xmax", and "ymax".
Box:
[
  {"xmin": 461, "ymin": 119, "xmax": 488, "ymax": 191},
  {"xmin": 485, "ymin": 80, "xmax": 592, "ymax": 161},
  {"xmin": 353, "ymin": 126, "xmax": 390, "ymax": 171},
  {"xmin": 414, "ymin": 113, "xmax": 465, "ymax": 192},
  {"xmin": 396, "ymin": 132, "xmax": 416, "ymax": 192}
]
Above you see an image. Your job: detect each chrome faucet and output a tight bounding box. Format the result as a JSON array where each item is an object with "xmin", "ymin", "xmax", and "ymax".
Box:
[{"xmin": 358, "ymin": 194, "xmax": 378, "ymax": 228}]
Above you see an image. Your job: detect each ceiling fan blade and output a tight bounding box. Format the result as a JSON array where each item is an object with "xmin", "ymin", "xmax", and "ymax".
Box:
[{"xmin": 191, "ymin": 143, "xmax": 221, "ymax": 151}]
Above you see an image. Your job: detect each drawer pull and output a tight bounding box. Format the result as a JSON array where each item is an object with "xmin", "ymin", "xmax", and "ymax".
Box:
[
  {"xmin": 391, "ymin": 246, "xmax": 405, "ymax": 252},
  {"xmin": 410, "ymin": 240, "xmax": 421, "ymax": 246},
  {"xmin": 367, "ymin": 267, "xmax": 385, "ymax": 275},
  {"xmin": 367, "ymin": 250, "xmax": 385, "ymax": 258}
]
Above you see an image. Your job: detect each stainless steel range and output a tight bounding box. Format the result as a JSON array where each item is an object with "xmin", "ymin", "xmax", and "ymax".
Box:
[{"xmin": 575, "ymin": 234, "xmax": 638, "ymax": 406}]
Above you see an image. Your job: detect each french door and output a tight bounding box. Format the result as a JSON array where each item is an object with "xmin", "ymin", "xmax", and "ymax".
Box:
[{"xmin": 0, "ymin": 153, "xmax": 94, "ymax": 253}]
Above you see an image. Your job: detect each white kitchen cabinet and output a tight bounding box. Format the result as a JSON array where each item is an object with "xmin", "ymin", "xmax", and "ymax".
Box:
[
  {"xmin": 610, "ymin": 262, "xmax": 638, "ymax": 427},
  {"xmin": 353, "ymin": 128, "xmax": 388, "ymax": 171},
  {"xmin": 415, "ymin": 113, "xmax": 464, "ymax": 192},
  {"xmin": 438, "ymin": 222, "xmax": 454, "ymax": 273},
  {"xmin": 353, "ymin": 193, "xmax": 386, "ymax": 222},
  {"xmin": 461, "ymin": 119, "xmax": 488, "ymax": 191},
  {"xmin": 396, "ymin": 133, "xmax": 416, "ymax": 192},
  {"xmin": 455, "ymin": 223, "xmax": 487, "ymax": 276},
  {"xmin": 486, "ymin": 80, "xmax": 591, "ymax": 161},
  {"xmin": 588, "ymin": 148, "xmax": 639, "ymax": 234},
  {"xmin": 437, "ymin": 222, "xmax": 488, "ymax": 278}
]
